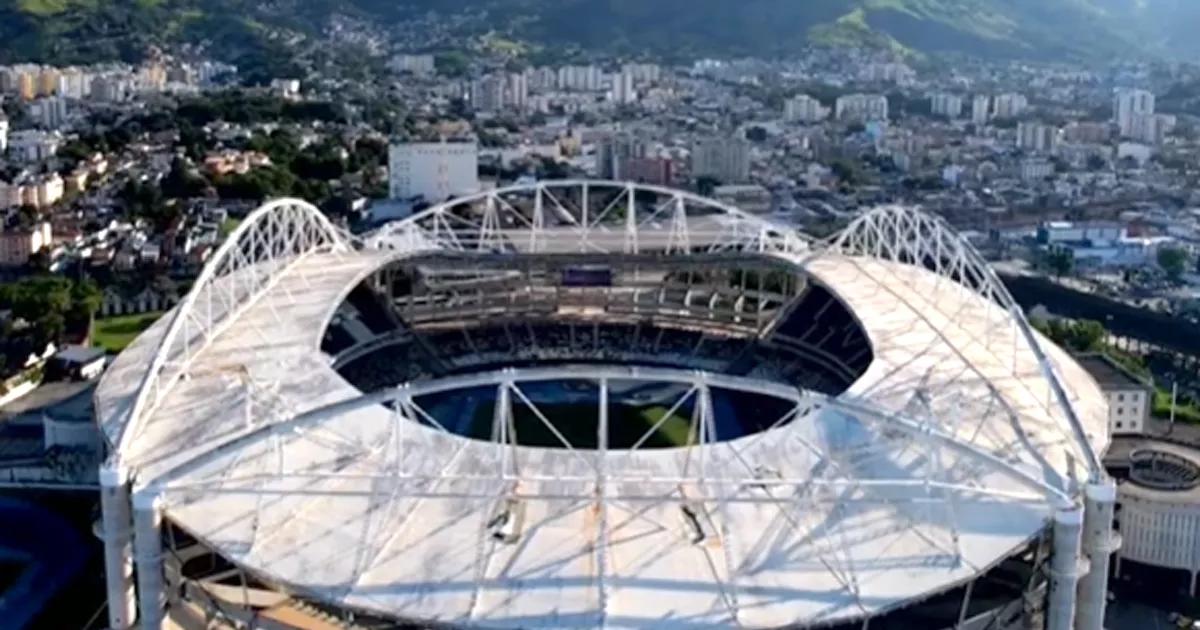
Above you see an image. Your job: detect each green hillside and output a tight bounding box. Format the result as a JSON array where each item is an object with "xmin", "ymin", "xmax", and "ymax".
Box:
[{"xmin": 0, "ymin": 0, "xmax": 1186, "ymax": 65}]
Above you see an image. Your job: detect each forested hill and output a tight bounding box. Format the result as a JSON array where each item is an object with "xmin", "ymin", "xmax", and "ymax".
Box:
[{"xmin": 0, "ymin": 0, "xmax": 1193, "ymax": 66}]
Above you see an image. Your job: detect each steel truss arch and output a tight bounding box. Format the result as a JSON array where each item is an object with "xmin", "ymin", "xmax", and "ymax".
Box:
[
  {"xmin": 829, "ymin": 205, "xmax": 1103, "ymax": 481},
  {"xmin": 366, "ymin": 179, "xmax": 811, "ymax": 256},
  {"xmin": 108, "ymin": 198, "xmax": 350, "ymax": 467}
]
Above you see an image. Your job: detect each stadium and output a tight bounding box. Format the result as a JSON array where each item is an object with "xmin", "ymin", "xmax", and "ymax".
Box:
[{"xmin": 95, "ymin": 181, "xmax": 1118, "ymax": 630}]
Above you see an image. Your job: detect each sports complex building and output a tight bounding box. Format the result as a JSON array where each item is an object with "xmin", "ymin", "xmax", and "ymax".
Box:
[{"xmin": 95, "ymin": 181, "xmax": 1119, "ymax": 629}]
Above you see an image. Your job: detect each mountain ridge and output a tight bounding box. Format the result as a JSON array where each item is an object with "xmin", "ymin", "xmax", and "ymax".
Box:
[{"xmin": 0, "ymin": 0, "xmax": 1190, "ymax": 66}]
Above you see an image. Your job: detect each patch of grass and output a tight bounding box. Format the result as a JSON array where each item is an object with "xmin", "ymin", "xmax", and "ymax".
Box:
[
  {"xmin": 220, "ymin": 218, "xmax": 242, "ymax": 237},
  {"xmin": 93, "ymin": 312, "xmax": 164, "ymax": 353},
  {"xmin": 1153, "ymin": 389, "xmax": 1200, "ymax": 424}
]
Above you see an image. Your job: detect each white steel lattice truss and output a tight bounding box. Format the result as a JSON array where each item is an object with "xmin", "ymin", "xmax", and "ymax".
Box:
[{"xmin": 96, "ymin": 181, "xmax": 1110, "ymax": 629}]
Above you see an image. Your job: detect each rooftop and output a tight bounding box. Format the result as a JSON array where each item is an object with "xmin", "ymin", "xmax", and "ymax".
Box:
[{"xmin": 1074, "ymin": 353, "xmax": 1151, "ymax": 391}]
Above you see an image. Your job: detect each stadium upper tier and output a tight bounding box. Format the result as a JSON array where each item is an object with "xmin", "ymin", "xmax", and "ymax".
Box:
[{"xmin": 95, "ymin": 182, "xmax": 1110, "ymax": 629}]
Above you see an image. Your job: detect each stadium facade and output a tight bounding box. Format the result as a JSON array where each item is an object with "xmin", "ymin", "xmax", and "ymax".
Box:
[{"xmin": 95, "ymin": 181, "xmax": 1118, "ymax": 630}]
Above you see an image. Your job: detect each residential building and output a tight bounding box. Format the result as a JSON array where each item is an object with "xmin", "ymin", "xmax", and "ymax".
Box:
[
  {"xmin": 622, "ymin": 63, "xmax": 661, "ymax": 85},
  {"xmin": 930, "ymin": 93, "xmax": 963, "ymax": 119},
  {"xmin": 1114, "ymin": 88, "xmax": 1155, "ymax": 138},
  {"xmin": 691, "ymin": 136, "xmax": 751, "ymax": 184},
  {"xmin": 784, "ymin": 95, "xmax": 828, "ymax": 123},
  {"xmin": 611, "ymin": 70, "xmax": 635, "ymax": 105},
  {"xmin": 389, "ymin": 54, "xmax": 435, "ymax": 76},
  {"xmin": 597, "ymin": 133, "xmax": 646, "ymax": 180},
  {"xmin": 971, "ymin": 95, "xmax": 990, "ymax": 125},
  {"xmin": 835, "ymin": 94, "xmax": 889, "ymax": 122},
  {"xmin": 1020, "ymin": 158, "xmax": 1054, "ymax": 181},
  {"xmin": 34, "ymin": 173, "xmax": 64, "ymax": 208},
  {"xmin": 30, "ymin": 96, "xmax": 68, "ymax": 129},
  {"xmin": 37, "ymin": 67, "xmax": 58, "ymax": 96},
  {"xmin": 1076, "ymin": 353, "xmax": 1152, "ymax": 435},
  {"xmin": 0, "ymin": 114, "xmax": 7, "ymax": 152},
  {"xmin": 8, "ymin": 130, "xmax": 61, "ymax": 163},
  {"xmin": 620, "ymin": 157, "xmax": 674, "ymax": 186},
  {"xmin": 1064, "ymin": 122, "xmax": 1112, "ymax": 145},
  {"xmin": 56, "ymin": 68, "xmax": 91, "ymax": 99},
  {"xmin": 860, "ymin": 62, "xmax": 914, "ymax": 85},
  {"xmin": 1129, "ymin": 113, "xmax": 1175, "ymax": 145},
  {"xmin": 557, "ymin": 65, "xmax": 603, "ymax": 92},
  {"xmin": 17, "ymin": 71, "xmax": 35, "ymax": 101},
  {"xmin": 993, "ymin": 93, "xmax": 1028, "ymax": 119},
  {"xmin": 0, "ymin": 221, "xmax": 51, "ymax": 266},
  {"xmin": 506, "ymin": 72, "xmax": 529, "ymax": 110},
  {"xmin": 469, "ymin": 75, "xmax": 505, "ymax": 112},
  {"xmin": 1017, "ymin": 122, "xmax": 1060, "ymax": 154},
  {"xmin": 388, "ymin": 140, "xmax": 479, "ymax": 202}
]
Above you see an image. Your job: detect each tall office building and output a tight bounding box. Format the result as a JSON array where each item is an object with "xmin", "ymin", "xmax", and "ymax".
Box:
[
  {"xmin": 691, "ymin": 136, "xmax": 751, "ymax": 184},
  {"xmin": 1113, "ymin": 88, "xmax": 1155, "ymax": 138},
  {"xmin": 388, "ymin": 141, "xmax": 479, "ymax": 202}
]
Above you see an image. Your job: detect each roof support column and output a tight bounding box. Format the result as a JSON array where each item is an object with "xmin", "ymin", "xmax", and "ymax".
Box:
[
  {"xmin": 133, "ymin": 489, "xmax": 166, "ymax": 630},
  {"xmin": 1076, "ymin": 481, "xmax": 1120, "ymax": 630},
  {"xmin": 1047, "ymin": 505, "xmax": 1088, "ymax": 630},
  {"xmin": 99, "ymin": 463, "xmax": 135, "ymax": 629}
]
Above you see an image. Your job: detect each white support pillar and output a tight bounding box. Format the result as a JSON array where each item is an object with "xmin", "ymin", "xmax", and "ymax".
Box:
[
  {"xmin": 1076, "ymin": 481, "xmax": 1119, "ymax": 630},
  {"xmin": 1048, "ymin": 506, "xmax": 1087, "ymax": 630},
  {"xmin": 99, "ymin": 463, "xmax": 136, "ymax": 630},
  {"xmin": 133, "ymin": 489, "xmax": 166, "ymax": 630}
]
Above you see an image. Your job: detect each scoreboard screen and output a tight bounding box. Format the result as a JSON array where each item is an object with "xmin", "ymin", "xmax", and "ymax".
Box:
[{"xmin": 562, "ymin": 266, "xmax": 613, "ymax": 287}]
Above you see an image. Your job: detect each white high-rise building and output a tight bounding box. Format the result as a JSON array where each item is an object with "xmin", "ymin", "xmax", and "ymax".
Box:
[
  {"xmin": 622, "ymin": 63, "xmax": 661, "ymax": 85},
  {"xmin": 558, "ymin": 65, "xmax": 603, "ymax": 91},
  {"xmin": 691, "ymin": 136, "xmax": 751, "ymax": 184},
  {"xmin": 993, "ymin": 93, "xmax": 1028, "ymax": 119},
  {"xmin": 506, "ymin": 72, "xmax": 529, "ymax": 110},
  {"xmin": 930, "ymin": 93, "xmax": 963, "ymax": 119},
  {"xmin": 611, "ymin": 70, "xmax": 636, "ymax": 105},
  {"xmin": 1114, "ymin": 88, "xmax": 1155, "ymax": 138},
  {"xmin": 835, "ymin": 94, "xmax": 889, "ymax": 122},
  {"xmin": 784, "ymin": 95, "xmax": 828, "ymax": 123},
  {"xmin": 0, "ymin": 115, "xmax": 7, "ymax": 153},
  {"xmin": 56, "ymin": 68, "xmax": 92, "ymax": 100},
  {"xmin": 388, "ymin": 141, "xmax": 479, "ymax": 202},
  {"xmin": 1017, "ymin": 122, "xmax": 1060, "ymax": 154},
  {"xmin": 971, "ymin": 95, "xmax": 991, "ymax": 125}
]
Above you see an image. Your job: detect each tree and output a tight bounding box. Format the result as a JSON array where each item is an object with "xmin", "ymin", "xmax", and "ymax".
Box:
[
  {"xmin": 434, "ymin": 51, "xmax": 470, "ymax": 77},
  {"xmin": 1158, "ymin": 247, "xmax": 1190, "ymax": 282},
  {"xmin": 1086, "ymin": 154, "xmax": 1107, "ymax": 171},
  {"xmin": 1043, "ymin": 247, "xmax": 1074, "ymax": 278},
  {"xmin": 696, "ymin": 175, "xmax": 721, "ymax": 196},
  {"xmin": 745, "ymin": 126, "xmax": 768, "ymax": 143},
  {"xmin": 830, "ymin": 159, "xmax": 863, "ymax": 187}
]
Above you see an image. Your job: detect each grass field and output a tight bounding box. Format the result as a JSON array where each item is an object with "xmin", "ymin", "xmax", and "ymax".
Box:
[
  {"xmin": 93, "ymin": 312, "xmax": 164, "ymax": 353},
  {"xmin": 415, "ymin": 383, "xmax": 794, "ymax": 449}
]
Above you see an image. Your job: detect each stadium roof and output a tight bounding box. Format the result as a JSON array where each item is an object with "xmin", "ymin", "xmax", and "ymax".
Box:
[{"xmin": 96, "ymin": 182, "xmax": 1109, "ymax": 628}]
